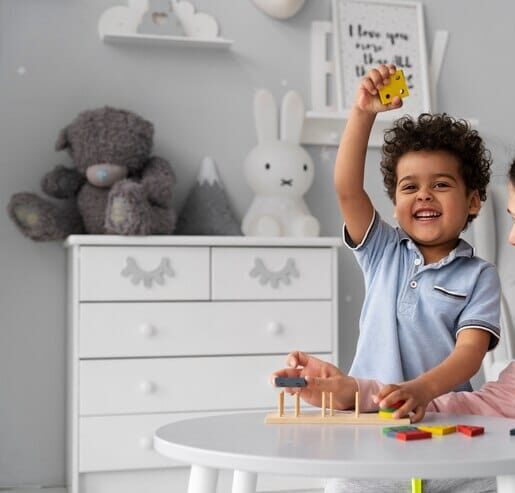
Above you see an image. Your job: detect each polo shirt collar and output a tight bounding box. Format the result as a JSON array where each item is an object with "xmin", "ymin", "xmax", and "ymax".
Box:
[{"xmin": 397, "ymin": 227, "xmax": 475, "ymax": 261}]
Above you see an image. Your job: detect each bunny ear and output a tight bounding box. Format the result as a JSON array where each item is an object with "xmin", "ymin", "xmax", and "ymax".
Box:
[
  {"xmin": 280, "ymin": 90, "xmax": 305, "ymax": 144},
  {"xmin": 254, "ymin": 89, "xmax": 278, "ymax": 143}
]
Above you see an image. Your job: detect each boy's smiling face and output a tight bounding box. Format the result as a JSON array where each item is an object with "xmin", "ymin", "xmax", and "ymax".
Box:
[
  {"xmin": 508, "ymin": 181, "xmax": 515, "ymax": 246},
  {"xmin": 394, "ymin": 150, "xmax": 480, "ymax": 263}
]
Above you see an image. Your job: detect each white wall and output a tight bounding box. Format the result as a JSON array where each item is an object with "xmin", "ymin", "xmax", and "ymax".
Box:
[{"xmin": 1, "ymin": 0, "xmax": 514, "ymax": 487}]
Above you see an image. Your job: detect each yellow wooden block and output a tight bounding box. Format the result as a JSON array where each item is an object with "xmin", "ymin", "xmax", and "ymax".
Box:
[
  {"xmin": 378, "ymin": 410, "xmax": 394, "ymax": 419},
  {"xmin": 378, "ymin": 69, "xmax": 409, "ymax": 105},
  {"xmin": 418, "ymin": 425, "xmax": 456, "ymax": 436}
]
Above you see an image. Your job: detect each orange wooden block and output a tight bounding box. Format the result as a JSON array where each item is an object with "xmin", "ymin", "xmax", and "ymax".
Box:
[{"xmin": 457, "ymin": 424, "xmax": 484, "ymax": 437}]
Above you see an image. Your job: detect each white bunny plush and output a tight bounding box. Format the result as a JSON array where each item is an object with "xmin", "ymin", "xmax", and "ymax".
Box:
[{"xmin": 242, "ymin": 89, "xmax": 320, "ymax": 237}]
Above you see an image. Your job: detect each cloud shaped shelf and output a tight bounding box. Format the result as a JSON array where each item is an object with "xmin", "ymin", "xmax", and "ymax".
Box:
[{"xmin": 99, "ymin": 1, "xmax": 233, "ymax": 49}]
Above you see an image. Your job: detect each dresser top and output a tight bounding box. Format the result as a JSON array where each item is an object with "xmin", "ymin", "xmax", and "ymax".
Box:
[{"xmin": 64, "ymin": 235, "xmax": 342, "ymax": 248}]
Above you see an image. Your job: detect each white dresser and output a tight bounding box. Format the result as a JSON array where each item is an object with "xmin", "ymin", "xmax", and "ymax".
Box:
[{"xmin": 65, "ymin": 235, "xmax": 340, "ymax": 493}]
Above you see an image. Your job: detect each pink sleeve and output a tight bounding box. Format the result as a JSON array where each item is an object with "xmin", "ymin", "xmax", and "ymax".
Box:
[
  {"xmin": 429, "ymin": 362, "xmax": 515, "ymax": 418},
  {"xmin": 354, "ymin": 377, "xmax": 384, "ymax": 411}
]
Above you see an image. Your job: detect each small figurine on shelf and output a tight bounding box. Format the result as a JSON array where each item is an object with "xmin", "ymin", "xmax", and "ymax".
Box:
[{"xmin": 242, "ymin": 89, "xmax": 320, "ymax": 237}]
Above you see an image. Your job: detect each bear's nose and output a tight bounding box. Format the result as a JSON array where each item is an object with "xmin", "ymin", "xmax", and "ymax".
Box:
[{"xmin": 96, "ymin": 169, "xmax": 109, "ymax": 181}]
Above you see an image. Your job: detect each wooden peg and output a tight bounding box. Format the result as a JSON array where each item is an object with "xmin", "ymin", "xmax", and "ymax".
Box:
[
  {"xmin": 294, "ymin": 392, "xmax": 300, "ymax": 417},
  {"xmin": 321, "ymin": 391, "xmax": 326, "ymax": 417},
  {"xmin": 329, "ymin": 392, "xmax": 334, "ymax": 416},
  {"xmin": 355, "ymin": 391, "xmax": 360, "ymax": 418},
  {"xmin": 278, "ymin": 390, "xmax": 285, "ymax": 417}
]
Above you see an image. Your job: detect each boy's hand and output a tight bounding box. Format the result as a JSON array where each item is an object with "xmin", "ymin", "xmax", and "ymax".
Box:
[
  {"xmin": 356, "ymin": 64, "xmax": 403, "ymax": 114},
  {"xmin": 373, "ymin": 380, "xmax": 432, "ymax": 423},
  {"xmin": 270, "ymin": 351, "xmax": 357, "ymax": 410}
]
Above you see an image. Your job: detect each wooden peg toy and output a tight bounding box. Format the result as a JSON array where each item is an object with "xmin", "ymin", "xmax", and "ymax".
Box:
[
  {"xmin": 378, "ymin": 69, "xmax": 409, "ymax": 105},
  {"xmin": 265, "ymin": 390, "xmax": 410, "ymax": 425}
]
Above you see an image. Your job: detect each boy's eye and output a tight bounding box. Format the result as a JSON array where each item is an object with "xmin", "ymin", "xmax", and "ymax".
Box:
[
  {"xmin": 401, "ymin": 184, "xmax": 416, "ymax": 191},
  {"xmin": 434, "ymin": 182, "xmax": 450, "ymax": 189}
]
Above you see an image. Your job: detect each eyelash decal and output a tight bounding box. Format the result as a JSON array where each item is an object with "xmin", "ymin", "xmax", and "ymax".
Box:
[
  {"xmin": 249, "ymin": 257, "xmax": 299, "ymax": 288},
  {"xmin": 121, "ymin": 257, "xmax": 174, "ymax": 288}
]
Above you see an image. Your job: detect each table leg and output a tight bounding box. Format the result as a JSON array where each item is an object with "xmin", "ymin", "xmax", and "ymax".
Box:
[
  {"xmin": 232, "ymin": 470, "xmax": 258, "ymax": 493},
  {"xmin": 187, "ymin": 464, "xmax": 219, "ymax": 493},
  {"xmin": 497, "ymin": 475, "xmax": 515, "ymax": 493}
]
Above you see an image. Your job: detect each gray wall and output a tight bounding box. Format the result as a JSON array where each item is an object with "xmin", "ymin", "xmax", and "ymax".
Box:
[{"xmin": 1, "ymin": 0, "xmax": 514, "ymax": 487}]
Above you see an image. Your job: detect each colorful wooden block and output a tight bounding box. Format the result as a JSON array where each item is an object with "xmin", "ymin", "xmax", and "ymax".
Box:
[
  {"xmin": 396, "ymin": 430, "xmax": 432, "ymax": 441},
  {"xmin": 274, "ymin": 377, "xmax": 307, "ymax": 388},
  {"xmin": 378, "ymin": 410, "xmax": 394, "ymax": 419},
  {"xmin": 456, "ymin": 424, "xmax": 484, "ymax": 437},
  {"xmin": 417, "ymin": 425, "xmax": 456, "ymax": 436},
  {"xmin": 382, "ymin": 425, "xmax": 418, "ymax": 436},
  {"xmin": 378, "ymin": 69, "xmax": 410, "ymax": 105},
  {"xmin": 411, "ymin": 478, "xmax": 422, "ymax": 493}
]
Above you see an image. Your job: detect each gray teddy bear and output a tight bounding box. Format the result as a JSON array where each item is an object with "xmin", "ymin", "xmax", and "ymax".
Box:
[{"xmin": 8, "ymin": 106, "xmax": 177, "ymax": 240}]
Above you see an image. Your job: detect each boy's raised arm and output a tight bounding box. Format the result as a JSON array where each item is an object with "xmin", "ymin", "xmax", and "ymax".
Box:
[{"xmin": 334, "ymin": 64, "xmax": 401, "ymax": 245}]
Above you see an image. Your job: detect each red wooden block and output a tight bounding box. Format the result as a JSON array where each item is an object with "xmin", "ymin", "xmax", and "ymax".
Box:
[
  {"xmin": 457, "ymin": 424, "xmax": 484, "ymax": 437},
  {"xmin": 396, "ymin": 430, "xmax": 432, "ymax": 441},
  {"xmin": 390, "ymin": 400, "xmax": 405, "ymax": 409}
]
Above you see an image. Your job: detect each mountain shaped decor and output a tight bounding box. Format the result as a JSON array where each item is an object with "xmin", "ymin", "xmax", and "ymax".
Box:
[{"xmin": 176, "ymin": 156, "xmax": 241, "ymax": 236}]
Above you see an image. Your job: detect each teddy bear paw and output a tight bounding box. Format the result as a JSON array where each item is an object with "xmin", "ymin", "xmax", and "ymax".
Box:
[
  {"xmin": 106, "ymin": 181, "xmax": 152, "ymax": 235},
  {"xmin": 7, "ymin": 193, "xmax": 62, "ymax": 241}
]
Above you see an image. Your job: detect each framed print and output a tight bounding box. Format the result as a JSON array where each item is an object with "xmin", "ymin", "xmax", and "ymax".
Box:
[{"xmin": 332, "ymin": 0, "xmax": 431, "ymax": 115}]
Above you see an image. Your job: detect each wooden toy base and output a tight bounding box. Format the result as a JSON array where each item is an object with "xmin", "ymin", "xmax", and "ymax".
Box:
[{"xmin": 265, "ymin": 409, "xmax": 411, "ymax": 425}]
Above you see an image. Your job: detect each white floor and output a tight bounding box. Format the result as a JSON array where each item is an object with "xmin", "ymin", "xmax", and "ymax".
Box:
[{"xmin": 2, "ymin": 488, "xmax": 322, "ymax": 493}]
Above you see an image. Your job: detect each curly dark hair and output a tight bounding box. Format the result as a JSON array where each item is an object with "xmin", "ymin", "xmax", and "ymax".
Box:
[
  {"xmin": 510, "ymin": 158, "xmax": 515, "ymax": 186},
  {"xmin": 380, "ymin": 113, "xmax": 492, "ymax": 224}
]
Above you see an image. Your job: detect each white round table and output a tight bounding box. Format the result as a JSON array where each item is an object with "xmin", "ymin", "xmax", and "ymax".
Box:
[{"xmin": 154, "ymin": 411, "xmax": 515, "ymax": 493}]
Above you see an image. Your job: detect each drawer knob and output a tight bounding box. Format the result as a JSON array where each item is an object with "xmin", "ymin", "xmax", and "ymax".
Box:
[
  {"xmin": 267, "ymin": 321, "xmax": 283, "ymax": 335},
  {"xmin": 139, "ymin": 323, "xmax": 156, "ymax": 338},
  {"xmin": 121, "ymin": 257, "xmax": 174, "ymax": 288},
  {"xmin": 249, "ymin": 258, "xmax": 299, "ymax": 288},
  {"xmin": 139, "ymin": 380, "xmax": 156, "ymax": 394},
  {"xmin": 138, "ymin": 437, "xmax": 153, "ymax": 450}
]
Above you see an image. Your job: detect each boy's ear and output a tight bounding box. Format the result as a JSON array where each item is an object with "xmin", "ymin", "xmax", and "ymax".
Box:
[{"xmin": 468, "ymin": 190, "xmax": 481, "ymax": 215}]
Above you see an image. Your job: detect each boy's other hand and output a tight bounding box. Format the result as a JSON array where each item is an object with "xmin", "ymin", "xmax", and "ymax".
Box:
[
  {"xmin": 356, "ymin": 64, "xmax": 403, "ymax": 114},
  {"xmin": 373, "ymin": 380, "xmax": 432, "ymax": 423},
  {"xmin": 270, "ymin": 351, "xmax": 357, "ymax": 410}
]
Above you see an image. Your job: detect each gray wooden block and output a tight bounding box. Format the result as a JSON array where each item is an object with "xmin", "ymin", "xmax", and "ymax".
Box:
[{"xmin": 137, "ymin": 0, "xmax": 185, "ymax": 36}]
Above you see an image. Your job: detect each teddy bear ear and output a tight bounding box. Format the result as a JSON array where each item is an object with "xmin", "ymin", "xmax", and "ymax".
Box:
[{"xmin": 55, "ymin": 126, "xmax": 70, "ymax": 151}]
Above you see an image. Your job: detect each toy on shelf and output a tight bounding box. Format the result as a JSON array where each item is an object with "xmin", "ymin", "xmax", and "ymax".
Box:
[
  {"xmin": 8, "ymin": 106, "xmax": 177, "ymax": 240},
  {"xmin": 98, "ymin": 0, "xmax": 233, "ymax": 48},
  {"xmin": 242, "ymin": 89, "xmax": 320, "ymax": 237},
  {"xmin": 265, "ymin": 390, "xmax": 410, "ymax": 425},
  {"xmin": 175, "ymin": 156, "xmax": 241, "ymax": 236},
  {"xmin": 378, "ymin": 69, "xmax": 410, "ymax": 106}
]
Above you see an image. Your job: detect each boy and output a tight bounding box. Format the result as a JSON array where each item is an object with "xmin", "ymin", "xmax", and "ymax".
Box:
[{"xmin": 334, "ymin": 64, "xmax": 500, "ymax": 422}]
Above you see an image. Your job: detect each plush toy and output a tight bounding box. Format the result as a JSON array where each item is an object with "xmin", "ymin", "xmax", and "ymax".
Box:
[
  {"xmin": 241, "ymin": 89, "xmax": 320, "ymax": 237},
  {"xmin": 7, "ymin": 106, "xmax": 177, "ymax": 240}
]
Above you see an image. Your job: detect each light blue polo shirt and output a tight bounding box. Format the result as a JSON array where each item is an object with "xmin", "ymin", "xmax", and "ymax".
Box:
[{"xmin": 345, "ymin": 211, "xmax": 501, "ymax": 392}]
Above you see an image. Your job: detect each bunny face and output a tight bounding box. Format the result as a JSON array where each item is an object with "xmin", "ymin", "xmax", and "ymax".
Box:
[{"xmin": 244, "ymin": 140, "xmax": 314, "ymax": 197}]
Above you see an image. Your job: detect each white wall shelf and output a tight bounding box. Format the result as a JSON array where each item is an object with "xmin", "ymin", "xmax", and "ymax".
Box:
[
  {"xmin": 98, "ymin": 1, "xmax": 233, "ymax": 50},
  {"xmin": 304, "ymin": 22, "xmax": 477, "ymax": 148},
  {"xmin": 102, "ymin": 32, "xmax": 233, "ymax": 49}
]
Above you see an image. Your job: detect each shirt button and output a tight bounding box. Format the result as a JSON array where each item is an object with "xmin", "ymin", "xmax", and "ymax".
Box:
[
  {"xmin": 410, "ymin": 280, "xmax": 417, "ymax": 288},
  {"xmin": 414, "ymin": 258, "xmax": 422, "ymax": 266}
]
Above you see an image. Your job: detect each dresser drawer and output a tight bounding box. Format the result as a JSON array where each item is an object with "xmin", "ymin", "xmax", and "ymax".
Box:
[
  {"xmin": 79, "ymin": 247, "xmax": 210, "ymax": 301},
  {"xmin": 79, "ymin": 354, "xmax": 332, "ymax": 415},
  {"xmin": 211, "ymin": 247, "xmax": 333, "ymax": 300},
  {"xmin": 80, "ymin": 413, "xmax": 181, "ymax": 472},
  {"xmin": 79, "ymin": 301, "xmax": 332, "ymax": 358}
]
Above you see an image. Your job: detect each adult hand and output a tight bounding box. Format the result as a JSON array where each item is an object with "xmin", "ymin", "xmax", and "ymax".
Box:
[{"xmin": 271, "ymin": 351, "xmax": 358, "ymax": 410}]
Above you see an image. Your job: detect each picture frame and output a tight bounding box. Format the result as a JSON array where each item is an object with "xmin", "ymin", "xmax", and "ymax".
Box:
[{"xmin": 331, "ymin": 0, "xmax": 431, "ymax": 116}]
